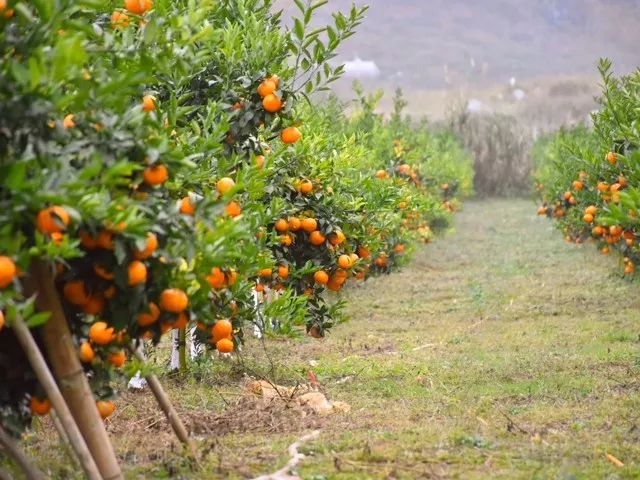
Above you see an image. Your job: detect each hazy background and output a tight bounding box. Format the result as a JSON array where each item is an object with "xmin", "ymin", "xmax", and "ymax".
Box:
[{"xmin": 277, "ymin": 0, "xmax": 640, "ymax": 127}]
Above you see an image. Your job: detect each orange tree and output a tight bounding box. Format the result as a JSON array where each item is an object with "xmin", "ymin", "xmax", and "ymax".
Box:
[{"xmin": 534, "ymin": 59, "xmax": 640, "ymax": 274}]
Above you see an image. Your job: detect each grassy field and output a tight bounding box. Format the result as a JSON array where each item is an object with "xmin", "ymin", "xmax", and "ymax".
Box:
[{"xmin": 16, "ymin": 199, "xmax": 640, "ymax": 478}]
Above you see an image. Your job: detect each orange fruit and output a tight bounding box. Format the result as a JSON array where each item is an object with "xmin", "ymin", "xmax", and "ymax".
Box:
[
  {"xmin": 357, "ymin": 246, "xmax": 370, "ymax": 259},
  {"xmin": 142, "ymin": 95, "xmax": 155, "ymax": 112},
  {"xmin": 124, "ymin": 0, "xmax": 152, "ymax": 14},
  {"xmin": 326, "ymin": 280, "xmax": 342, "ymax": 292},
  {"xmin": 277, "ymin": 265, "xmax": 289, "ymax": 279},
  {"xmin": 79, "ymin": 231, "xmax": 98, "ymax": 249},
  {"xmin": 298, "ymin": 179, "xmax": 313, "ymax": 194},
  {"xmin": 96, "ymin": 400, "xmax": 115, "ymax": 419},
  {"xmin": 0, "ymin": 310, "xmax": 4, "ymax": 331},
  {"xmin": 79, "ymin": 342, "xmax": 95, "ymax": 363},
  {"xmin": 262, "ymin": 94, "xmax": 282, "ymax": 113},
  {"xmin": 280, "ymin": 234, "xmax": 293, "ymax": 246},
  {"xmin": 207, "ymin": 267, "xmax": 226, "ymax": 289},
  {"xmin": 572, "ymin": 180, "xmax": 583, "ymax": 190},
  {"xmin": 127, "ymin": 260, "xmax": 147, "ymax": 286},
  {"xmin": 257, "ymin": 79, "xmax": 276, "ymax": 98},
  {"xmin": 329, "ymin": 230, "xmax": 345, "ymax": 246},
  {"xmin": 82, "ymin": 295, "xmax": 105, "ymax": 315},
  {"xmin": 375, "ymin": 170, "xmax": 387, "ymax": 179},
  {"xmin": 585, "ymin": 205, "xmax": 597, "ymax": 215},
  {"xmin": 172, "ymin": 312, "xmax": 189, "ymax": 330},
  {"xmin": 288, "ymin": 217, "xmax": 301, "ymax": 231},
  {"xmin": 255, "ymin": 283, "xmax": 265, "ymax": 293},
  {"xmin": 96, "ymin": 230, "xmax": 114, "ymax": 250},
  {"xmin": 94, "ymin": 264, "xmax": 114, "ymax": 281},
  {"xmin": 30, "ymin": 397, "xmax": 51, "ymax": 416},
  {"xmin": 274, "ymin": 219, "xmax": 289, "ymax": 232},
  {"xmin": 137, "ymin": 302, "xmax": 160, "ymax": 327},
  {"xmin": 143, "ymin": 164, "xmax": 168, "ymax": 186},
  {"xmin": 134, "ymin": 232, "xmax": 158, "ymax": 260},
  {"xmin": 281, "ymin": 126, "xmax": 301, "ymax": 144},
  {"xmin": 226, "ymin": 269, "xmax": 238, "ymax": 286},
  {"xmin": 89, "ymin": 321, "xmax": 115, "ymax": 345},
  {"xmin": 225, "ymin": 201, "xmax": 241, "ymax": 217},
  {"xmin": 394, "ymin": 244, "xmax": 405, "ymax": 254},
  {"xmin": 583, "ymin": 214, "xmax": 593, "ymax": 223},
  {"xmin": 179, "ymin": 196, "xmax": 195, "ymax": 215},
  {"xmin": 267, "ymin": 74, "xmax": 279, "ymax": 87},
  {"xmin": 0, "ymin": 256, "xmax": 16, "ymax": 289},
  {"xmin": 313, "ymin": 270, "xmax": 329, "ymax": 285},
  {"xmin": 217, "ymin": 177, "xmax": 235, "ymax": 195},
  {"xmin": 259, "ymin": 268, "xmax": 273, "ymax": 278},
  {"xmin": 255, "ymin": 155, "xmax": 265, "ymax": 169},
  {"xmin": 111, "ymin": 10, "xmax": 130, "ymax": 27},
  {"xmin": 63, "ymin": 114, "xmax": 75, "ymax": 129},
  {"xmin": 619, "ymin": 176, "xmax": 627, "ymax": 187},
  {"xmin": 563, "ymin": 191, "xmax": 572, "ymax": 201},
  {"xmin": 301, "ymin": 218, "xmax": 317, "ymax": 233},
  {"xmin": 309, "ymin": 231, "xmax": 326, "ymax": 246},
  {"xmin": 337, "ymin": 255, "xmax": 352, "ymax": 269},
  {"xmin": 606, "ymin": 151, "xmax": 617, "ymax": 165},
  {"xmin": 63, "ymin": 281, "xmax": 90, "ymax": 305},
  {"xmin": 597, "ymin": 182, "xmax": 608, "ymax": 192},
  {"xmin": 36, "ymin": 206, "xmax": 70, "ymax": 234},
  {"xmin": 212, "ymin": 319, "xmax": 232, "ymax": 343},
  {"xmin": 108, "ymin": 350, "xmax": 126, "ymax": 368},
  {"xmin": 159, "ymin": 288, "xmax": 188, "ymax": 313},
  {"xmin": 349, "ymin": 253, "xmax": 359, "ymax": 264},
  {"xmin": 216, "ymin": 338, "xmax": 234, "ymax": 353}
]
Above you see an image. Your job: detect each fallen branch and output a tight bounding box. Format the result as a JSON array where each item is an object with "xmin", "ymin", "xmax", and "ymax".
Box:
[{"xmin": 251, "ymin": 430, "xmax": 320, "ymax": 480}]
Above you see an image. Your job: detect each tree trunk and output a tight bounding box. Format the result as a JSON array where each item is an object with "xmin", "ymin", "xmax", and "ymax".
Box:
[{"xmin": 32, "ymin": 260, "xmax": 123, "ymax": 480}]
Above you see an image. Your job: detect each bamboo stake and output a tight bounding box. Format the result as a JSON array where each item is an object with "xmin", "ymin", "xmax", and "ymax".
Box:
[
  {"xmin": 31, "ymin": 260, "xmax": 123, "ymax": 480},
  {"xmin": 10, "ymin": 314, "xmax": 101, "ymax": 480},
  {"xmin": 178, "ymin": 328, "xmax": 187, "ymax": 373},
  {"xmin": 130, "ymin": 343, "xmax": 193, "ymax": 451},
  {"xmin": 0, "ymin": 424, "xmax": 45, "ymax": 480}
]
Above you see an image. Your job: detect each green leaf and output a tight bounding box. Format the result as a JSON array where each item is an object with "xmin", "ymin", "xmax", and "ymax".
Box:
[{"xmin": 26, "ymin": 312, "xmax": 51, "ymax": 328}]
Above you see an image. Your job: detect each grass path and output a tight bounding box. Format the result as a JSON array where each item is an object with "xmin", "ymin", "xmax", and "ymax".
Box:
[
  {"xmin": 21, "ymin": 199, "xmax": 640, "ymax": 479},
  {"xmin": 226, "ymin": 198, "xmax": 640, "ymax": 479}
]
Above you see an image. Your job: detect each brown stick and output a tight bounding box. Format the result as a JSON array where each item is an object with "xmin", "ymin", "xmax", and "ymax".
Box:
[
  {"xmin": 10, "ymin": 314, "xmax": 101, "ymax": 480},
  {"xmin": 0, "ymin": 425, "xmax": 45, "ymax": 480},
  {"xmin": 131, "ymin": 343, "xmax": 193, "ymax": 449},
  {"xmin": 32, "ymin": 260, "xmax": 123, "ymax": 480}
]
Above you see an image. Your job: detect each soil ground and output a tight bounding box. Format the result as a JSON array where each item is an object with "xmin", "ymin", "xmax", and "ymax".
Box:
[{"xmin": 14, "ymin": 199, "xmax": 640, "ymax": 478}]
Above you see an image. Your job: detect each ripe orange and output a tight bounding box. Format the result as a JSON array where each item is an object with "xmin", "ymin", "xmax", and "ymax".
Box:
[
  {"xmin": 30, "ymin": 397, "xmax": 51, "ymax": 416},
  {"xmin": 329, "ymin": 230, "xmax": 345, "ymax": 246},
  {"xmin": 216, "ymin": 338, "xmax": 234, "ymax": 353},
  {"xmin": 563, "ymin": 191, "xmax": 572, "ymax": 201},
  {"xmin": 255, "ymin": 283, "xmax": 265, "ymax": 293},
  {"xmin": 124, "ymin": 0, "xmax": 152, "ymax": 14},
  {"xmin": 583, "ymin": 213, "xmax": 593, "ymax": 223},
  {"xmin": 257, "ymin": 79, "xmax": 276, "ymax": 98},
  {"xmin": 137, "ymin": 302, "xmax": 160, "ymax": 327},
  {"xmin": 259, "ymin": 268, "xmax": 273, "ymax": 278},
  {"xmin": 597, "ymin": 182, "xmax": 608, "ymax": 192},
  {"xmin": 274, "ymin": 219, "xmax": 288, "ymax": 232},
  {"xmin": 96, "ymin": 230, "xmax": 114, "ymax": 250},
  {"xmin": 89, "ymin": 321, "xmax": 115, "ymax": 345},
  {"xmin": 63, "ymin": 114, "xmax": 75, "ymax": 128},
  {"xmin": 280, "ymin": 234, "xmax": 293, "ymax": 246},
  {"xmin": 142, "ymin": 95, "xmax": 156, "ymax": 112},
  {"xmin": 159, "ymin": 288, "xmax": 188, "ymax": 313},
  {"xmin": 337, "ymin": 255, "xmax": 352, "ymax": 269},
  {"xmin": 572, "ymin": 180, "xmax": 583, "ymax": 190},
  {"xmin": 226, "ymin": 269, "xmax": 238, "ymax": 286},
  {"xmin": 301, "ymin": 218, "xmax": 317, "ymax": 233},
  {"xmin": 298, "ymin": 180, "xmax": 313, "ymax": 194},
  {"xmin": 268, "ymin": 74, "xmax": 280, "ymax": 87},
  {"xmin": 281, "ymin": 126, "xmax": 301, "ymax": 144},
  {"xmin": 309, "ymin": 231, "xmax": 326, "ymax": 246},
  {"xmin": 394, "ymin": 244, "xmax": 405, "ymax": 254},
  {"xmin": 36, "ymin": 206, "xmax": 70, "ymax": 234},
  {"xmin": 374, "ymin": 255, "xmax": 388, "ymax": 267},
  {"xmin": 225, "ymin": 201, "xmax": 241, "ymax": 217},
  {"xmin": 288, "ymin": 217, "xmax": 301, "ymax": 231},
  {"xmin": 217, "ymin": 177, "xmax": 235, "ymax": 195},
  {"xmin": 375, "ymin": 170, "xmax": 387, "ymax": 179},
  {"xmin": 134, "ymin": 232, "xmax": 158, "ymax": 259},
  {"xmin": 326, "ymin": 280, "xmax": 342, "ymax": 292},
  {"xmin": 255, "ymin": 155, "xmax": 265, "ymax": 169},
  {"xmin": 313, "ymin": 270, "xmax": 329, "ymax": 285},
  {"xmin": 262, "ymin": 94, "xmax": 282, "ymax": 113},
  {"xmin": 606, "ymin": 151, "xmax": 617, "ymax": 165},
  {"xmin": 143, "ymin": 164, "xmax": 168, "ymax": 186},
  {"xmin": 585, "ymin": 205, "xmax": 597, "ymax": 215},
  {"xmin": 357, "ymin": 246, "xmax": 370, "ymax": 259},
  {"xmin": 63, "ymin": 280, "xmax": 89, "ymax": 305},
  {"xmin": 82, "ymin": 295, "xmax": 105, "ymax": 315},
  {"xmin": 96, "ymin": 400, "xmax": 115, "ymax": 419},
  {"xmin": 127, "ymin": 260, "xmax": 147, "ymax": 286},
  {"xmin": 79, "ymin": 342, "xmax": 95, "ymax": 363},
  {"xmin": 79, "ymin": 231, "xmax": 98, "ymax": 249},
  {"xmin": 179, "ymin": 196, "xmax": 194, "ymax": 215},
  {"xmin": 111, "ymin": 10, "xmax": 130, "ymax": 27},
  {"xmin": 207, "ymin": 267, "xmax": 226, "ymax": 289},
  {"xmin": 212, "ymin": 319, "xmax": 232, "ymax": 343},
  {"xmin": 277, "ymin": 265, "xmax": 289, "ymax": 279},
  {"xmin": 619, "ymin": 176, "xmax": 627, "ymax": 187},
  {"xmin": 173, "ymin": 312, "xmax": 188, "ymax": 330},
  {"xmin": 0, "ymin": 256, "xmax": 16, "ymax": 289},
  {"xmin": 107, "ymin": 350, "xmax": 126, "ymax": 368}
]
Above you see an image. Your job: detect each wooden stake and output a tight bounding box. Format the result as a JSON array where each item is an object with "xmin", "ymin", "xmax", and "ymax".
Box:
[
  {"xmin": 10, "ymin": 314, "xmax": 101, "ymax": 480},
  {"xmin": 31, "ymin": 261, "xmax": 123, "ymax": 480},
  {"xmin": 131, "ymin": 343, "xmax": 193, "ymax": 450},
  {"xmin": 178, "ymin": 327, "xmax": 187, "ymax": 373},
  {"xmin": 0, "ymin": 424, "xmax": 45, "ymax": 480}
]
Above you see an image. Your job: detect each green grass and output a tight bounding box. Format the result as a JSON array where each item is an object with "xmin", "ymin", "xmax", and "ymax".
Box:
[{"xmin": 5, "ymin": 199, "xmax": 640, "ymax": 479}]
